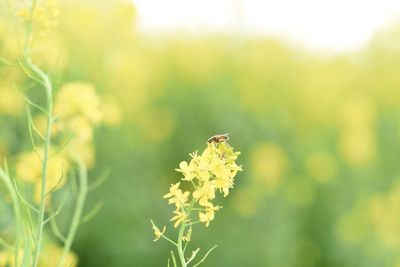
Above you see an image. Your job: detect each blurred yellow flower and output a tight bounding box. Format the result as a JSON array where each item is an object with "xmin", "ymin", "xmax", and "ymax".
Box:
[
  {"xmin": 0, "ymin": 86, "xmax": 24, "ymax": 115},
  {"xmin": 232, "ymin": 186, "xmax": 260, "ymax": 218},
  {"xmin": 368, "ymin": 184, "xmax": 400, "ymax": 249},
  {"xmin": 39, "ymin": 243, "xmax": 78, "ymax": 267},
  {"xmin": 338, "ymin": 96, "xmax": 377, "ymax": 167},
  {"xmin": 16, "ymin": 0, "xmax": 59, "ymax": 36},
  {"xmin": 16, "ymin": 151, "xmax": 42, "ymax": 184},
  {"xmin": 54, "ymin": 82, "xmax": 102, "ymax": 125},
  {"xmin": 65, "ymin": 139, "xmax": 95, "ymax": 168},
  {"xmin": 339, "ymin": 129, "xmax": 376, "ymax": 166},
  {"xmin": 0, "ymin": 249, "xmax": 23, "ymax": 267},
  {"xmin": 16, "ymin": 148, "xmax": 69, "ymax": 203},
  {"xmin": 339, "ymin": 97, "xmax": 376, "ymax": 130}
]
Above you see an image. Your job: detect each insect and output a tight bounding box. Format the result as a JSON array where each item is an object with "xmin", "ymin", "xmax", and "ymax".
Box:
[{"xmin": 207, "ymin": 133, "xmax": 230, "ymax": 144}]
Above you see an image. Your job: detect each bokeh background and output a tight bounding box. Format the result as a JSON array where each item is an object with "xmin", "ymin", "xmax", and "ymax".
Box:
[{"xmin": 2, "ymin": 0, "xmax": 400, "ymax": 266}]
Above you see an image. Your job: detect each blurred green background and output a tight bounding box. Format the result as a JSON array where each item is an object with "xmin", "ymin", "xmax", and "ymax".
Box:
[{"xmin": 2, "ymin": 0, "xmax": 400, "ymax": 266}]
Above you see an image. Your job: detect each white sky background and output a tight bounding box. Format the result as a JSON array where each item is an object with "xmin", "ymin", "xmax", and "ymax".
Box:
[{"xmin": 133, "ymin": 0, "xmax": 400, "ymax": 52}]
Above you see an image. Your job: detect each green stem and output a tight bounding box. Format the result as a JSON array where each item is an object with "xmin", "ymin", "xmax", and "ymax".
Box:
[
  {"xmin": 56, "ymin": 160, "xmax": 88, "ymax": 267},
  {"xmin": 177, "ymin": 221, "xmax": 187, "ymax": 267},
  {"xmin": 0, "ymin": 169, "xmax": 23, "ymax": 266},
  {"xmin": 176, "ymin": 199, "xmax": 196, "ymax": 267},
  {"xmin": 28, "ymin": 60, "xmax": 54, "ymax": 267}
]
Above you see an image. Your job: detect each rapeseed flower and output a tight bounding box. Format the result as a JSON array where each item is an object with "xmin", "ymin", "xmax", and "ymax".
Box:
[
  {"xmin": 163, "ymin": 141, "xmax": 242, "ymax": 228},
  {"xmin": 152, "ymin": 138, "xmax": 241, "ymax": 266},
  {"xmin": 150, "ymin": 220, "xmax": 166, "ymax": 241}
]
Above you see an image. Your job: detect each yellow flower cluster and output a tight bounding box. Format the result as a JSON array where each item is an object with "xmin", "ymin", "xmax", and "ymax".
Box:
[
  {"xmin": 53, "ymin": 82, "xmax": 103, "ymax": 167},
  {"xmin": 0, "ymin": 243, "xmax": 77, "ymax": 267},
  {"xmin": 15, "ymin": 82, "xmax": 115, "ymax": 203},
  {"xmin": 0, "ymin": 86, "xmax": 24, "ymax": 116},
  {"xmin": 16, "ymin": 0, "xmax": 59, "ymax": 36},
  {"xmin": 164, "ymin": 142, "xmax": 242, "ymax": 227},
  {"xmin": 16, "ymin": 147, "xmax": 69, "ymax": 203}
]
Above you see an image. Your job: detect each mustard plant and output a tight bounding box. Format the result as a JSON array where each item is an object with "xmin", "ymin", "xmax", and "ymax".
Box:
[
  {"xmin": 0, "ymin": 1, "xmax": 107, "ymax": 266},
  {"xmin": 151, "ymin": 139, "xmax": 242, "ymax": 267}
]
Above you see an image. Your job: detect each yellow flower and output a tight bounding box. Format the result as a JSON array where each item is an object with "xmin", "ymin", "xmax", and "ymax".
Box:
[
  {"xmin": 16, "ymin": 151, "xmax": 42, "ymax": 183},
  {"xmin": 193, "ymin": 180, "xmax": 215, "ymax": 207},
  {"xmin": 182, "ymin": 226, "xmax": 192, "ymax": 242},
  {"xmin": 0, "ymin": 249, "xmax": 23, "ymax": 267},
  {"xmin": 16, "ymin": 148, "xmax": 70, "ymax": 203},
  {"xmin": 250, "ymin": 143, "xmax": 286, "ymax": 190},
  {"xmin": 39, "ymin": 243, "xmax": 78, "ymax": 267},
  {"xmin": 163, "ymin": 182, "xmax": 190, "ymax": 207},
  {"xmin": 0, "ymin": 86, "xmax": 24, "ymax": 115},
  {"xmin": 170, "ymin": 209, "xmax": 188, "ymax": 228},
  {"xmin": 17, "ymin": 0, "xmax": 60, "ymax": 35},
  {"xmin": 54, "ymin": 82, "xmax": 102, "ymax": 125},
  {"xmin": 166, "ymin": 141, "xmax": 242, "ymax": 229},
  {"xmin": 150, "ymin": 220, "xmax": 166, "ymax": 241},
  {"xmin": 176, "ymin": 161, "xmax": 196, "ymax": 181},
  {"xmin": 65, "ymin": 139, "xmax": 95, "ymax": 168},
  {"xmin": 199, "ymin": 204, "xmax": 221, "ymax": 227}
]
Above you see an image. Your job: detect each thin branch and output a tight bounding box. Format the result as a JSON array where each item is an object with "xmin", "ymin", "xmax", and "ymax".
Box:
[
  {"xmin": 160, "ymin": 234, "xmax": 178, "ymax": 247},
  {"xmin": 170, "ymin": 251, "xmax": 177, "ymax": 267},
  {"xmin": 13, "ymin": 179, "xmax": 39, "ymax": 213},
  {"xmin": 44, "ymin": 190, "xmax": 69, "ymax": 225},
  {"xmin": 45, "ymin": 163, "xmax": 64, "ymax": 197},
  {"xmin": 50, "ymin": 133, "xmax": 74, "ymax": 158},
  {"xmin": 26, "ymin": 107, "xmax": 44, "ymax": 161},
  {"xmin": 18, "ymin": 58, "xmax": 45, "ymax": 86},
  {"xmin": 192, "ymin": 245, "xmax": 217, "ymax": 267},
  {"xmin": 49, "ymin": 211, "xmax": 66, "ymax": 243},
  {"xmin": 183, "ymin": 239, "xmax": 189, "ymax": 253},
  {"xmin": 14, "ymin": 84, "xmax": 48, "ymax": 115},
  {"xmin": 79, "ymin": 201, "xmax": 103, "ymax": 225},
  {"xmin": 0, "ymin": 237, "xmax": 14, "ymax": 250},
  {"xmin": 186, "ymin": 248, "xmax": 200, "ymax": 265},
  {"xmin": 27, "ymin": 207, "xmax": 38, "ymax": 246},
  {"xmin": 88, "ymin": 169, "xmax": 110, "ymax": 192},
  {"xmin": 0, "ymin": 57, "xmax": 18, "ymax": 66},
  {"xmin": 56, "ymin": 159, "xmax": 88, "ymax": 267}
]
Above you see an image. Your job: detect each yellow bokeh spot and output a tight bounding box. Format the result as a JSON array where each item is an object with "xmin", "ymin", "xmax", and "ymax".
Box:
[
  {"xmin": 232, "ymin": 186, "xmax": 260, "ymax": 218},
  {"xmin": 0, "ymin": 86, "xmax": 24, "ymax": 115},
  {"xmin": 250, "ymin": 143, "xmax": 287, "ymax": 190},
  {"xmin": 367, "ymin": 184, "xmax": 400, "ymax": 250},
  {"xmin": 339, "ymin": 128, "xmax": 376, "ymax": 166},
  {"xmin": 38, "ymin": 243, "xmax": 78, "ymax": 267},
  {"xmin": 339, "ymin": 97, "xmax": 376, "ymax": 130},
  {"xmin": 138, "ymin": 107, "xmax": 175, "ymax": 143},
  {"xmin": 306, "ymin": 152, "xmax": 336, "ymax": 183}
]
